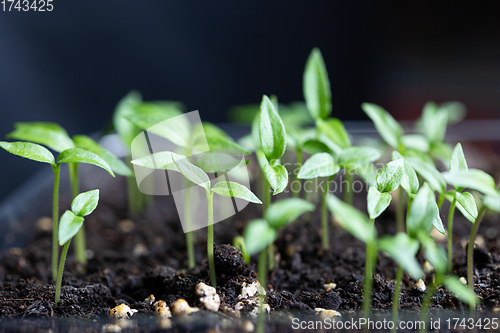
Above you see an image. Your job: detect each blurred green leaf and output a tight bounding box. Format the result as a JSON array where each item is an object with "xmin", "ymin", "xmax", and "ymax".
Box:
[
  {"xmin": 402, "ymin": 134, "xmax": 429, "ymax": 153},
  {"xmin": 131, "ymin": 151, "xmax": 180, "ymax": 172},
  {"xmin": 316, "ymin": 118, "xmax": 351, "ymax": 149},
  {"xmin": 367, "ymin": 186, "xmax": 392, "ymax": 220},
  {"xmin": 406, "ymin": 155, "xmax": 446, "ymax": 194},
  {"xmin": 265, "ymin": 198, "xmax": 315, "ymax": 229},
  {"xmin": 303, "ymin": 48, "xmax": 331, "ymax": 120},
  {"xmin": 362, "ymin": 102, "xmax": 403, "ymax": 149},
  {"xmin": 257, "ymin": 149, "xmax": 288, "ymax": 195},
  {"xmin": 172, "ymin": 152, "xmax": 211, "ymax": 192},
  {"xmin": 392, "ymin": 151, "xmax": 419, "ymax": 195},
  {"xmin": 0, "ymin": 141, "xmax": 55, "ymax": 165},
  {"xmin": 243, "ymin": 219, "xmax": 278, "ymax": 256},
  {"xmin": 259, "ymin": 95, "xmax": 287, "ymax": 162},
  {"xmin": 376, "ymin": 159, "xmax": 404, "ymax": 193},
  {"xmin": 7, "ymin": 122, "xmax": 75, "ymax": 153},
  {"xmin": 338, "ymin": 146, "xmax": 381, "ymax": 169},
  {"xmin": 113, "ymin": 91, "xmax": 143, "ymax": 151},
  {"xmin": 444, "ymin": 276, "xmax": 478, "ymax": 306},
  {"xmin": 211, "ymin": 181, "xmax": 261, "ymax": 204},
  {"xmin": 442, "ymin": 169, "xmax": 497, "ymax": 196},
  {"xmin": 378, "ymin": 233, "xmax": 423, "ymax": 280},
  {"xmin": 297, "ymin": 153, "xmax": 339, "ymax": 179},
  {"xmin": 422, "ymin": 101, "xmax": 448, "ymax": 143},
  {"xmin": 57, "ymin": 148, "xmax": 115, "ymax": 177}
]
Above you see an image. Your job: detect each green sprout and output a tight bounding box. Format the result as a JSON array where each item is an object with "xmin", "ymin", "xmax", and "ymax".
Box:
[
  {"xmin": 242, "ymin": 198, "xmax": 314, "ymax": 296},
  {"xmin": 442, "ymin": 160, "xmax": 500, "ymax": 309},
  {"xmin": 297, "ymin": 153, "xmax": 339, "ymax": 249},
  {"xmin": 55, "ymin": 189, "xmax": 100, "ymax": 306},
  {"xmin": 132, "ymin": 151, "xmax": 261, "ymax": 287},
  {"xmin": 6, "ymin": 122, "xmax": 130, "ymax": 266},
  {"xmin": 0, "ymin": 141, "xmax": 114, "ymax": 280},
  {"xmin": 122, "ymin": 99, "xmax": 249, "ymax": 270}
]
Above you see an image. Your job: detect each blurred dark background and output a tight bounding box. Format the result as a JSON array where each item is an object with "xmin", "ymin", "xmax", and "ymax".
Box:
[{"xmin": 1, "ymin": 1, "xmax": 500, "ymax": 200}]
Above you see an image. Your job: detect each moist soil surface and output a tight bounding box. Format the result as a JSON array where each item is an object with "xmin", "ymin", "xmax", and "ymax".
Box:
[{"xmin": 1, "ymin": 177, "xmax": 500, "ymax": 332}]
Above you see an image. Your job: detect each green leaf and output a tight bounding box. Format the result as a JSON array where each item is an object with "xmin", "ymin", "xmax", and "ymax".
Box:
[
  {"xmin": 57, "ymin": 148, "xmax": 115, "ymax": 177},
  {"xmin": 72, "ymin": 135, "xmax": 133, "ymax": 177},
  {"xmin": 444, "ymin": 191, "xmax": 476, "ymax": 223},
  {"xmin": 378, "ymin": 233, "xmax": 423, "ymax": 280},
  {"xmin": 194, "ymin": 153, "xmax": 248, "ymax": 173},
  {"xmin": 444, "ymin": 276, "xmax": 478, "ymax": 306},
  {"xmin": 113, "ymin": 91, "xmax": 143, "ymax": 151},
  {"xmin": 58, "ymin": 210, "xmax": 85, "ymax": 246},
  {"xmin": 123, "ymin": 102, "xmax": 188, "ymax": 148},
  {"xmin": 297, "ymin": 153, "xmax": 339, "ymax": 179},
  {"xmin": 326, "ymin": 194, "xmax": 375, "ymax": 244},
  {"xmin": 376, "ymin": 159, "xmax": 404, "ymax": 193},
  {"xmin": 483, "ymin": 194, "xmax": 500, "ymax": 213},
  {"xmin": 280, "ymin": 101, "xmax": 314, "ymax": 127},
  {"xmin": 0, "ymin": 141, "xmax": 55, "ymax": 165},
  {"xmin": 303, "ymin": 48, "xmax": 331, "ymax": 120},
  {"xmin": 172, "ymin": 152, "xmax": 211, "ymax": 192},
  {"xmin": 407, "ymin": 183, "xmax": 443, "ymax": 237},
  {"xmin": 265, "ymin": 198, "xmax": 315, "ymax": 229},
  {"xmin": 401, "ymin": 134, "xmax": 429, "ymax": 153},
  {"xmin": 7, "ymin": 122, "xmax": 75, "ymax": 153},
  {"xmin": 442, "ymin": 169, "xmax": 497, "ymax": 196},
  {"xmin": 456, "ymin": 191, "xmax": 478, "ymax": 221},
  {"xmin": 71, "ymin": 189, "xmax": 99, "ymax": 217},
  {"xmin": 302, "ymin": 139, "xmax": 333, "ymax": 156},
  {"xmin": 422, "ymin": 101, "xmax": 448, "ymax": 143},
  {"xmin": 316, "ymin": 118, "xmax": 351, "ymax": 149},
  {"xmin": 356, "ymin": 163, "xmax": 379, "ymax": 187},
  {"xmin": 191, "ymin": 123, "xmax": 250, "ymax": 155},
  {"xmin": 440, "ymin": 101, "xmax": 467, "ymax": 126},
  {"xmin": 131, "ymin": 151, "xmax": 180, "ymax": 172},
  {"xmin": 257, "ymin": 150, "xmax": 288, "ymax": 195},
  {"xmin": 392, "ymin": 151, "xmax": 419, "ymax": 194},
  {"xmin": 362, "ymin": 103, "xmax": 403, "ymax": 149},
  {"xmin": 251, "ymin": 112, "xmax": 261, "ymax": 150},
  {"xmin": 259, "ymin": 95, "xmax": 286, "ymax": 162},
  {"xmin": 367, "ymin": 186, "xmax": 392, "ymax": 220},
  {"xmin": 450, "ymin": 143, "xmax": 468, "ymax": 173},
  {"xmin": 417, "ymin": 231, "xmax": 447, "ymax": 276},
  {"xmin": 243, "ymin": 219, "xmax": 278, "ymax": 256},
  {"xmin": 406, "ymin": 156, "xmax": 446, "ymax": 194},
  {"xmin": 430, "ymin": 141, "xmax": 453, "ymax": 164},
  {"xmin": 211, "ymin": 181, "xmax": 262, "ymax": 204},
  {"xmin": 338, "ymin": 147, "xmax": 381, "ymax": 169}
]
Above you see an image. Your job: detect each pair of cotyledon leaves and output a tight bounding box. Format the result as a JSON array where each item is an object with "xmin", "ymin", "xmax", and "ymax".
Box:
[
  {"xmin": 327, "ymin": 194, "xmax": 477, "ymax": 305},
  {"xmin": 58, "ymin": 190, "xmax": 100, "ymax": 246},
  {"xmin": 2, "ymin": 122, "xmax": 129, "ymax": 176}
]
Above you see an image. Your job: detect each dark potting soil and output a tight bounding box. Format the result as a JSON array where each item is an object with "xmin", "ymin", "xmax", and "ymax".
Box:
[{"xmin": 1, "ymin": 176, "xmax": 500, "ymax": 332}]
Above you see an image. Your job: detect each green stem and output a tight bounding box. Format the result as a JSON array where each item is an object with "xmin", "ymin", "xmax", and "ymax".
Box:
[
  {"xmin": 343, "ymin": 170, "xmax": 353, "ymax": 204},
  {"xmin": 55, "ymin": 240, "xmax": 71, "ymax": 306},
  {"xmin": 184, "ymin": 185, "xmax": 195, "ymax": 269},
  {"xmin": 258, "ymin": 248, "xmax": 267, "ymax": 298},
  {"xmin": 396, "ymin": 188, "xmax": 405, "ymax": 233},
  {"xmin": 293, "ymin": 148, "xmax": 303, "ymax": 198},
  {"xmin": 363, "ymin": 240, "xmax": 377, "ymax": 318},
  {"xmin": 419, "ymin": 280, "xmax": 438, "ymax": 333},
  {"xmin": 467, "ymin": 204, "xmax": 487, "ymax": 313},
  {"xmin": 447, "ymin": 195, "xmax": 457, "ymax": 273},
  {"xmin": 207, "ymin": 192, "xmax": 216, "ymax": 287},
  {"xmin": 264, "ymin": 179, "xmax": 271, "ymax": 213},
  {"xmin": 392, "ymin": 266, "xmax": 403, "ymax": 327},
  {"xmin": 321, "ymin": 176, "xmax": 333, "ymax": 250},
  {"xmin": 233, "ymin": 236, "xmax": 250, "ymax": 263},
  {"xmin": 69, "ymin": 163, "xmax": 87, "ymax": 265},
  {"xmin": 52, "ymin": 164, "xmax": 61, "ymax": 281},
  {"xmin": 267, "ymin": 244, "xmax": 274, "ymax": 270}
]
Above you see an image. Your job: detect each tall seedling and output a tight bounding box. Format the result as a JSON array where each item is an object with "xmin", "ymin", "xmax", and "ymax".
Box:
[{"xmin": 0, "ymin": 142, "xmax": 114, "ymax": 279}]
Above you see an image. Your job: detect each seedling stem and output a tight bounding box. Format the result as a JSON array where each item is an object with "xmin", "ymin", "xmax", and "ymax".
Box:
[
  {"xmin": 207, "ymin": 192, "xmax": 216, "ymax": 287},
  {"xmin": 321, "ymin": 175, "xmax": 333, "ymax": 249},
  {"xmin": 344, "ymin": 171, "xmax": 353, "ymax": 204},
  {"xmin": 467, "ymin": 203, "xmax": 487, "ymax": 313},
  {"xmin": 69, "ymin": 163, "xmax": 87, "ymax": 265},
  {"xmin": 51, "ymin": 164, "xmax": 61, "ymax": 280},
  {"xmin": 55, "ymin": 240, "xmax": 70, "ymax": 306},
  {"xmin": 447, "ymin": 194, "xmax": 457, "ymax": 272},
  {"xmin": 392, "ymin": 265, "xmax": 403, "ymax": 330}
]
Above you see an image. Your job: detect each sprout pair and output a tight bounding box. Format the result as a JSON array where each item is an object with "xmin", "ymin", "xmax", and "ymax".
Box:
[
  {"xmin": 4, "ymin": 122, "xmax": 129, "ymax": 268},
  {"xmin": 132, "ymin": 151, "xmax": 260, "ymax": 287},
  {"xmin": 55, "ymin": 190, "xmax": 100, "ymax": 306},
  {"xmin": 0, "ymin": 140, "xmax": 115, "ymax": 280}
]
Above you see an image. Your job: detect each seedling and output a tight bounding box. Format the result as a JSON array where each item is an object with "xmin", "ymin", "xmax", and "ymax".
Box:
[
  {"xmin": 132, "ymin": 151, "xmax": 261, "ymax": 287},
  {"xmin": 122, "ymin": 100, "xmax": 249, "ymax": 270},
  {"xmin": 6, "ymin": 122, "xmax": 130, "ymax": 265},
  {"xmin": 55, "ymin": 189, "xmax": 100, "ymax": 306},
  {"xmin": 442, "ymin": 160, "xmax": 499, "ymax": 306},
  {"xmin": 0, "ymin": 141, "xmax": 114, "ymax": 280},
  {"xmin": 241, "ymin": 198, "xmax": 314, "ymax": 296}
]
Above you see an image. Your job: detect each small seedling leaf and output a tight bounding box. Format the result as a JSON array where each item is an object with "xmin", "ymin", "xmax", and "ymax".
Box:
[
  {"xmin": 422, "ymin": 101, "xmax": 449, "ymax": 143},
  {"xmin": 378, "ymin": 233, "xmax": 423, "ymax": 280},
  {"xmin": 367, "ymin": 186, "xmax": 392, "ymax": 220},
  {"xmin": 450, "ymin": 143, "xmax": 467, "ymax": 174},
  {"xmin": 192, "ymin": 123, "xmax": 250, "ymax": 155},
  {"xmin": 243, "ymin": 219, "xmax": 278, "ymax": 256},
  {"xmin": 456, "ymin": 191, "xmax": 478, "ymax": 221},
  {"xmin": 338, "ymin": 147, "xmax": 382, "ymax": 169},
  {"xmin": 407, "ymin": 183, "xmax": 443, "ymax": 237},
  {"xmin": 257, "ymin": 150, "xmax": 288, "ymax": 195},
  {"xmin": 303, "ymin": 48, "xmax": 331, "ymax": 120},
  {"xmin": 131, "ymin": 151, "xmax": 180, "ymax": 172},
  {"xmin": 302, "ymin": 139, "xmax": 333, "ymax": 156},
  {"xmin": 57, "ymin": 148, "xmax": 115, "ymax": 177},
  {"xmin": 442, "ymin": 169, "xmax": 497, "ymax": 196},
  {"xmin": 211, "ymin": 181, "xmax": 262, "ymax": 204},
  {"xmin": 113, "ymin": 91, "xmax": 143, "ymax": 151},
  {"xmin": 0, "ymin": 141, "xmax": 55, "ymax": 165},
  {"xmin": 259, "ymin": 95, "xmax": 287, "ymax": 161},
  {"xmin": 406, "ymin": 155, "xmax": 446, "ymax": 194},
  {"xmin": 376, "ymin": 159, "xmax": 404, "ymax": 193},
  {"xmin": 483, "ymin": 194, "xmax": 500, "ymax": 213},
  {"xmin": 297, "ymin": 153, "xmax": 339, "ymax": 179},
  {"xmin": 172, "ymin": 152, "xmax": 211, "ymax": 192},
  {"xmin": 194, "ymin": 153, "xmax": 248, "ymax": 173},
  {"xmin": 71, "ymin": 189, "xmax": 100, "ymax": 217},
  {"xmin": 392, "ymin": 151, "xmax": 419, "ymax": 194},
  {"xmin": 73, "ymin": 135, "xmax": 133, "ymax": 177},
  {"xmin": 316, "ymin": 118, "xmax": 351, "ymax": 149},
  {"xmin": 440, "ymin": 101, "xmax": 467, "ymax": 125},
  {"xmin": 58, "ymin": 210, "xmax": 85, "ymax": 246},
  {"xmin": 7, "ymin": 122, "xmax": 75, "ymax": 153},
  {"xmin": 265, "ymin": 198, "xmax": 315, "ymax": 229},
  {"xmin": 417, "ymin": 231, "xmax": 447, "ymax": 276},
  {"xmin": 401, "ymin": 134, "xmax": 429, "ymax": 153},
  {"xmin": 444, "ymin": 276, "xmax": 478, "ymax": 307},
  {"xmin": 430, "ymin": 141, "xmax": 453, "ymax": 164},
  {"xmin": 444, "ymin": 191, "xmax": 476, "ymax": 223},
  {"xmin": 326, "ymin": 194, "xmax": 375, "ymax": 244},
  {"xmin": 362, "ymin": 103, "xmax": 403, "ymax": 149}
]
